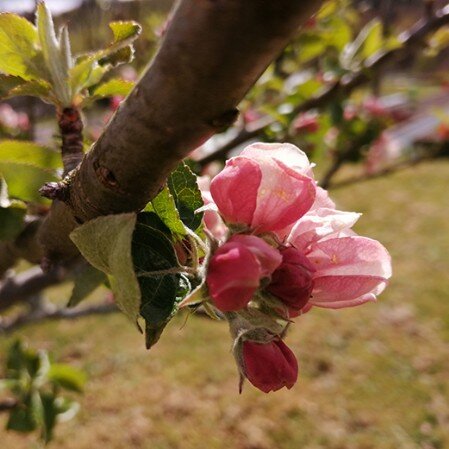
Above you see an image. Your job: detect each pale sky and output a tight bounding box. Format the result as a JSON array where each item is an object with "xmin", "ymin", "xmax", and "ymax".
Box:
[{"xmin": 0, "ymin": 0, "xmax": 84, "ymax": 14}]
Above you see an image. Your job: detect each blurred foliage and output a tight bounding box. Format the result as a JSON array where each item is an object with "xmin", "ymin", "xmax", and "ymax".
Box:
[{"xmin": 0, "ymin": 340, "xmax": 85, "ymax": 444}]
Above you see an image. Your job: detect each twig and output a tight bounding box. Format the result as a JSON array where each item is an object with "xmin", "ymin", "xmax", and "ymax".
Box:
[
  {"xmin": 0, "ymin": 266, "xmax": 67, "ymax": 314},
  {"xmin": 197, "ymin": 4, "xmax": 449, "ymax": 167},
  {"xmin": 329, "ymin": 154, "xmax": 436, "ymax": 190},
  {"xmin": 58, "ymin": 107, "xmax": 84, "ymax": 177},
  {"xmin": 0, "ymin": 399, "xmax": 17, "ymax": 412},
  {"xmin": 0, "ymin": 302, "xmax": 118, "ymax": 334}
]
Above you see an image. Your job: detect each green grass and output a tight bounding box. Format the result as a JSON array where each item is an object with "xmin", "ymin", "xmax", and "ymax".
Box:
[{"xmin": 1, "ymin": 159, "xmax": 449, "ymax": 449}]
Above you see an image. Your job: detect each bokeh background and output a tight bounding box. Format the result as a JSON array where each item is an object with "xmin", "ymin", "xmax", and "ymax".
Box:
[{"xmin": 1, "ymin": 1, "xmax": 449, "ymax": 448}]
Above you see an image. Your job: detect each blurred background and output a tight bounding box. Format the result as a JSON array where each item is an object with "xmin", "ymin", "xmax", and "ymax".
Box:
[{"xmin": 1, "ymin": 0, "xmax": 449, "ymax": 448}]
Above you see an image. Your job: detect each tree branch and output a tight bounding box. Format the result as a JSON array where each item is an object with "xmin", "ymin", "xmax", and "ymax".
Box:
[
  {"xmin": 0, "ymin": 399, "xmax": 17, "ymax": 412},
  {"xmin": 36, "ymin": 0, "xmax": 323, "ymax": 263},
  {"xmin": 0, "ymin": 302, "xmax": 118, "ymax": 334},
  {"xmin": 197, "ymin": 3, "xmax": 449, "ymax": 167},
  {"xmin": 0, "ymin": 266, "xmax": 66, "ymax": 314}
]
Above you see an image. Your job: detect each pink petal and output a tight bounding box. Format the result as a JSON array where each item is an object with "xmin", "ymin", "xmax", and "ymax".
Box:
[
  {"xmin": 311, "ymin": 292, "xmax": 378, "ymax": 309},
  {"xmin": 210, "ymin": 157, "xmax": 262, "ymax": 226},
  {"xmin": 230, "ymin": 234, "xmax": 282, "ymax": 277},
  {"xmin": 206, "ymin": 242, "xmax": 262, "ymax": 311},
  {"xmin": 251, "ymin": 158, "xmax": 316, "ymax": 233},
  {"xmin": 311, "ymin": 275, "xmax": 388, "ymax": 303},
  {"xmin": 307, "ymin": 236, "xmax": 392, "ymax": 278},
  {"xmin": 311, "ymin": 186, "xmax": 336, "ymax": 210},
  {"xmin": 241, "ymin": 142, "xmax": 313, "ymax": 176},
  {"xmin": 288, "ymin": 209, "xmax": 361, "ymax": 252}
]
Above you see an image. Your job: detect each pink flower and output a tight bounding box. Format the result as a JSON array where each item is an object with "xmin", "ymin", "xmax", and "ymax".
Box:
[
  {"xmin": 210, "ymin": 143, "xmax": 316, "ymax": 233},
  {"xmin": 287, "ymin": 208, "xmax": 391, "ymax": 310},
  {"xmin": 206, "ymin": 235, "xmax": 281, "ymax": 312},
  {"xmin": 242, "ymin": 339, "xmax": 298, "ymax": 393},
  {"xmin": 266, "ymin": 247, "xmax": 315, "ymax": 316}
]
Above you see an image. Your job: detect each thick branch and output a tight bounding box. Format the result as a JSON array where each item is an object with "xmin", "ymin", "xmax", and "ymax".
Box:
[{"xmin": 198, "ymin": 4, "xmax": 449, "ymax": 167}]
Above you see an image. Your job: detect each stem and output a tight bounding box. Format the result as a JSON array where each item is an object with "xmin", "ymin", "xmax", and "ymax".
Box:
[{"xmin": 58, "ymin": 107, "xmax": 84, "ymax": 177}]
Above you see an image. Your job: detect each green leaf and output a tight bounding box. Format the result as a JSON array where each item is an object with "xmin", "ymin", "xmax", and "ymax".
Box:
[
  {"xmin": 6, "ymin": 79, "xmax": 53, "ymax": 101},
  {"xmin": 109, "ymin": 21, "xmax": 142, "ymax": 43},
  {"xmin": 7, "ymin": 396, "xmax": 39, "ymax": 433},
  {"xmin": 0, "ymin": 163, "xmax": 58, "ymax": 203},
  {"xmin": 47, "ymin": 364, "xmax": 86, "ymax": 393},
  {"xmin": 133, "ymin": 212, "xmax": 182, "ymax": 348},
  {"xmin": 0, "ymin": 12, "xmax": 46, "ymax": 81},
  {"xmin": 92, "ymin": 78, "xmax": 134, "ymax": 98},
  {"xmin": 39, "ymin": 392, "xmax": 57, "ymax": 443},
  {"xmin": 361, "ymin": 19, "xmax": 383, "ymax": 60},
  {"xmin": 77, "ymin": 20, "xmax": 141, "ymax": 69},
  {"xmin": 69, "ymin": 59, "xmax": 108, "ymax": 96},
  {"xmin": 0, "ymin": 140, "xmax": 60, "ymax": 170},
  {"xmin": 70, "ymin": 213, "xmax": 141, "ymax": 324},
  {"xmin": 0, "ymin": 140, "xmax": 60, "ymax": 202},
  {"xmin": 145, "ymin": 186, "xmax": 186, "ymax": 237},
  {"xmin": 167, "ymin": 162, "xmax": 203, "ymax": 232},
  {"xmin": 68, "ymin": 264, "xmax": 107, "ymax": 308}
]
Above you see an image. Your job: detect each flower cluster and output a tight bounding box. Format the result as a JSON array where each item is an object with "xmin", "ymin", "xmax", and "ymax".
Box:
[{"xmin": 200, "ymin": 143, "xmax": 391, "ymax": 393}]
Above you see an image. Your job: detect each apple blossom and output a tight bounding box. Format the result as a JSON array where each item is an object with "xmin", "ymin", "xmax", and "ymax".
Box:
[{"xmin": 209, "ymin": 143, "xmax": 316, "ymax": 233}]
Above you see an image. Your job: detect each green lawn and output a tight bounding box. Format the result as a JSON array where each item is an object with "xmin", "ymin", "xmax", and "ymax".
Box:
[{"xmin": 1, "ymin": 159, "xmax": 449, "ymax": 449}]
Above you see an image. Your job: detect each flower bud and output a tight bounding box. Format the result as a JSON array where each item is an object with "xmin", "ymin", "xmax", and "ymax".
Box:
[
  {"xmin": 242, "ymin": 339, "xmax": 298, "ymax": 393},
  {"xmin": 267, "ymin": 247, "xmax": 315, "ymax": 316},
  {"xmin": 206, "ymin": 235, "xmax": 282, "ymax": 312}
]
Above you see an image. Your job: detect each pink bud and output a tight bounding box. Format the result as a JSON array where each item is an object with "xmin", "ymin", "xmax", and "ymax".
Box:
[
  {"xmin": 242, "ymin": 339, "xmax": 298, "ymax": 393},
  {"xmin": 210, "ymin": 143, "xmax": 316, "ymax": 233},
  {"xmin": 267, "ymin": 247, "xmax": 315, "ymax": 316},
  {"xmin": 206, "ymin": 235, "xmax": 281, "ymax": 312},
  {"xmin": 292, "ymin": 112, "xmax": 319, "ymax": 134}
]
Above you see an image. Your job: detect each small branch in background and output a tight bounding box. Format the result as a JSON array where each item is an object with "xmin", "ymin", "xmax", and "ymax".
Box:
[
  {"xmin": 58, "ymin": 107, "xmax": 84, "ymax": 177},
  {"xmin": 197, "ymin": 3, "xmax": 449, "ymax": 167},
  {"xmin": 0, "ymin": 302, "xmax": 118, "ymax": 334},
  {"xmin": 0, "ymin": 266, "xmax": 66, "ymax": 314},
  {"xmin": 329, "ymin": 153, "xmax": 437, "ymax": 190},
  {"xmin": 0, "ymin": 399, "xmax": 17, "ymax": 412}
]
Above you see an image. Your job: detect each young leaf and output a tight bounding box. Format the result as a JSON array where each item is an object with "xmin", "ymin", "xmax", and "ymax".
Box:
[
  {"xmin": 70, "ymin": 213, "xmax": 141, "ymax": 324},
  {"xmin": 36, "ymin": 2, "xmax": 72, "ymax": 106},
  {"xmin": 91, "ymin": 78, "xmax": 134, "ymax": 98},
  {"xmin": 47, "ymin": 364, "xmax": 86, "ymax": 393},
  {"xmin": 0, "ymin": 13, "xmax": 46, "ymax": 81},
  {"xmin": 145, "ymin": 186, "xmax": 186, "ymax": 237},
  {"xmin": 167, "ymin": 162, "xmax": 204, "ymax": 232}
]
